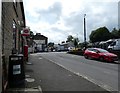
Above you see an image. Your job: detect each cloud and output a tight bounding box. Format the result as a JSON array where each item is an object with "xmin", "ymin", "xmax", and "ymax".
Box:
[
  {"xmin": 23, "ymin": 0, "xmax": 119, "ymax": 43},
  {"xmin": 37, "ymin": 2, "xmax": 62, "ymax": 24}
]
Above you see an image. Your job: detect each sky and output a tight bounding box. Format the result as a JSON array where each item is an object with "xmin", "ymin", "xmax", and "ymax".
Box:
[{"xmin": 23, "ymin": 0, "xmax": 119, "ymax": 44}]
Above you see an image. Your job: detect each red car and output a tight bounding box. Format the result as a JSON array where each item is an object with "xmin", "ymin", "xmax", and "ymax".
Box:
[{"xmin": 84, "ymin": 48, "xmax": 118, "ymax": 62}]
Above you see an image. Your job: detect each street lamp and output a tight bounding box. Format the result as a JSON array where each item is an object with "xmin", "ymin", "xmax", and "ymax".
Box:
[{"xmin": 84, "ymin": 14, "xmax": 87, "ymax": 49}]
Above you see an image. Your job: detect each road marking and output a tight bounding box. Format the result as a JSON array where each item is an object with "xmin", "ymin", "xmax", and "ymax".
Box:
[
  {"xmin": 30, "ymin": 53, "xmax": 41, "ymax": 56},
  {"xmin": 7, "ymin": 87, "xmax": 42, "ymax": 93},
  {"xmin": 68, "ymin": 74, "xmax": 72, "ymax": 77},
  {"xmin": 38, "ymin": 57, "xmax": 43, "ymax": 60},
  {"xmin": 109, "ymin": 64, "xmax": 115, "ymax": 66},
  {"xmin": 103, "ymin": 71, "xmax": 111, "ymax": 74},
  {"xmin": 44, "ymin": 57, "xmax": 117, "ymax": 92},
  {"xmin": 38, "ymin": 85, "xmax": 42, "ymax": 92}
]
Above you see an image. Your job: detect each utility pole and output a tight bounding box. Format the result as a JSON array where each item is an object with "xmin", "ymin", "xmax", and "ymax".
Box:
[
  {"xmin": 118, "ymin": 1, "xmax": 120, "ymax": 29},
  {"xmin": 84, "ymin": 14, "xmax": 86, "ymax": 49}
]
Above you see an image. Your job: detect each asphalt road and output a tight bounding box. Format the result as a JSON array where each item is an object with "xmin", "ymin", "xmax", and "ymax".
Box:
[{"xmin": 37, "ymin": 52, "xmax": 119, "ymax": 91}]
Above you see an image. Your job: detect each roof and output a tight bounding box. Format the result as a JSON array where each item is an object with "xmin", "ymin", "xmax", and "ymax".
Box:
[{"xmin": 33, "ymin": 34, "xmax": 48, "ymax": 40}]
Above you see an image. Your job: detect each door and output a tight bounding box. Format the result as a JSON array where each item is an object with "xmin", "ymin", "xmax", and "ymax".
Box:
[{"xmin": 92, "ymin": 49, "xmax": 99, "ymax": 59}]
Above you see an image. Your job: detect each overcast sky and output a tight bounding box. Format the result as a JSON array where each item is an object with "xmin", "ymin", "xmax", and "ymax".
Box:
[{"xmin": 23, "ymin": 0, "xmax": 119, "ymax": 43}]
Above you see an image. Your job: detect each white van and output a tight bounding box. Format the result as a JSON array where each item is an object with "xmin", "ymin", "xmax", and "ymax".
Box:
[{"xmin": 108, "ymin": 39, "xmax": 120, "ymax": 50}]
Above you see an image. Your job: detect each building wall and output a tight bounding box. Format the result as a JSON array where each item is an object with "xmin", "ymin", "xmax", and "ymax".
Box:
[
  {"xmin": 2, "ymin": 1, "xmax": 25, "ymax": 91},
  {"xmin": 2, "ymin": 2, "xmax": 13, "ymax": 62},
  {"xmin": 33, "ymin": 34, "xmax": 48, "ymax": 45}
]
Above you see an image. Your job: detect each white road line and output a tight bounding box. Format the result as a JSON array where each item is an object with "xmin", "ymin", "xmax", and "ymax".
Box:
[
  {"xmin": 103, "ymin": 71, "xmax": 111, "ymax": 74},
  {"xmin": 7, "ymin": 88, "xmax": 41, "ymax": 92},
  {"xmin": 44, "ymin": 57, "xmax": 117, "ymax": 92},
  {"xmin": 38, "ymin": 58, "xmax": 43, "ymax": 60},
  {"xmin": 38, "ymin": 85, "xmax": 42, "ymax": 92}
]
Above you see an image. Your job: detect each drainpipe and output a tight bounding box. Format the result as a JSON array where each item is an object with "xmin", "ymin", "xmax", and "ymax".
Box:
[{"xmin": 0, "ymin": 0, "xmax": 2, "ymax": 92}]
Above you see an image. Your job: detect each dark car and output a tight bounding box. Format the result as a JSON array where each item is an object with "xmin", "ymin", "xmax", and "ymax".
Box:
[{"xmin": 84, "ymin": 48, "xmax": 118, "ymax": 62}]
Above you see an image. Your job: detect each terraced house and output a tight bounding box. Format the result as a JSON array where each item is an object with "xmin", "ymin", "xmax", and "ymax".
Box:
[{"xmin": 1, "ymin": 0, "xmax": 26, "ymax": 92}]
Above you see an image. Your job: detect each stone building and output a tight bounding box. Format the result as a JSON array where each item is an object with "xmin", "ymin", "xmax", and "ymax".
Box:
[
  {"xmin": 33, "ymin": 33, "xmax": 48, "ymax": 52},
  {"xmin": 1, "ymin": 1, "xmax": 26, "ymax": 92}
]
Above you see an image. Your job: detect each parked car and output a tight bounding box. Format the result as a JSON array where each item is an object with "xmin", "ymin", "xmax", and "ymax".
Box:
[
  {"xmin": 108, "ymin": 39, "xmax": 120, "ymax": 51},
  {"xmin": 84, "ymin": 48, "xmax": 118, "ymax": 62}
]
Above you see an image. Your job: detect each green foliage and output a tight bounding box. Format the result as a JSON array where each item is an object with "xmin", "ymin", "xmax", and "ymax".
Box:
[
  {"xmin": 48, "ymin": 42, "xmax": 54, "ymax": 47},
  {"xmin": 66, "ymin": 35, "xmax": 79, "ymax": 48},
  {"xmin": 74, "ymin": 38, "xmax": 79, "ymax": 48},
  {"xmin": 118, "ymin": 29, "xmax": 120, "ymax": 37},
  {"xmin": 111, "ymin": 28, "xmax": 120, "ymax": 39},
  {"xmin": 89, "ymin": 27, "xmax": 111, "ymax": 43},
  {"xmin": 67, "ymin": 35, "xmax": 74, "ymax": 42}
]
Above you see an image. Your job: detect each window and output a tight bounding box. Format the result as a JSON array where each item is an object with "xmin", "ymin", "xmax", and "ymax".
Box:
[
  {"xmin": 110, "ymin": 41, "xmax": 116, "ymax": 46},
  {"xmin": 93, "ymin": 49, "xmax": 98, "ymax": 53}
]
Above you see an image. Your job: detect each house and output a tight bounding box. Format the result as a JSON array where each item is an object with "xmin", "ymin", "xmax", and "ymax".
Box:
[
  {"xmin": 33, "ymin": 33, "xmax": 48, "ymax": 52},
  {"xmin": 55, "ymin": 42, "xmax": 74, "ymax": 52},
  {"xmin": 1, "ymin": 1, "xmax": 26, "ymax": 92}
]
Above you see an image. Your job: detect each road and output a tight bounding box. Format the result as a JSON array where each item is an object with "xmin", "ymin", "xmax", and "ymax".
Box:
[{"xmin": 36, "ymin": 52, "xmax": 119, "ymax": 91}]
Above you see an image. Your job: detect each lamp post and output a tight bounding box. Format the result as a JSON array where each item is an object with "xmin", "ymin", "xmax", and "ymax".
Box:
[{"xmin": 84, "ymin": 14, "xmax": 87, "ymax": 49}]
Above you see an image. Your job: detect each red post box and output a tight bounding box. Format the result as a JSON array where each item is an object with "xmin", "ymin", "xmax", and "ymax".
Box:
[{"xmin": 24, "ymin": 45, "xmax": 28, "ymax": 62}]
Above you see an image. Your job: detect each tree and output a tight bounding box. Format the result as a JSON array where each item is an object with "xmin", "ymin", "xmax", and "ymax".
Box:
[
  {"xmin": 118, "ymin": 29, "xmax": 120, "ymax": 38},
  {"xmin": 73, "ymin": 38, "xmax": 79, "ymax": 48},
  {"xmin": 111, "ymin": 28, "xmax": 120, "ymax": 39},
  {"xmin": 48, "ymin": 42, "xmax": 54, "ymax": 47},
  {"xmin": 66, "ymin": 35, "xmax": 74, "ymax": 42},
  {"xmin": 89, "ymin": 30, "xmax": 96, "ymax": 43},
  {"xmin": 89, "ymin": 27, "xmax": 111, "ymax": 43}
]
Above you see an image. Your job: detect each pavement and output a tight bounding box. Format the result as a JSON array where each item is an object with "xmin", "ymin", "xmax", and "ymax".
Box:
[{"xmin": 6, "ymin": 53, "xmax": 113, "ymax": 93}]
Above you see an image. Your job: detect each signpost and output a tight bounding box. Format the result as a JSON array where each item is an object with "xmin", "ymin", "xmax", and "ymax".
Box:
[{"xmin": 84, "ymin": 14, "xmax": 87, "ymax": 49}]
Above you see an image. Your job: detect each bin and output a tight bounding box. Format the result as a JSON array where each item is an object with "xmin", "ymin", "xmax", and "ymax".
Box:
[{"xmin": 8, "ymin": 54, "xmax": 25, "ymax": 87}]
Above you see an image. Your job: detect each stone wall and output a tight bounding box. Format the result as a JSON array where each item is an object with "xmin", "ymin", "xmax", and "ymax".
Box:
[{"xmin": 2, "ymin": 1, "xmax": 25, "ymax": 91}]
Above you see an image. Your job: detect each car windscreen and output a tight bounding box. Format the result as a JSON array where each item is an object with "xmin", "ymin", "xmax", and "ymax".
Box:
[{"xmin": 98, "ymin": 49, "xmax": 108, "ymax": 53}]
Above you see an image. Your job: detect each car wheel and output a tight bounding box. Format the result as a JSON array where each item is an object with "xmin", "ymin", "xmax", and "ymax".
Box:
[
  {"xmin": 84, "ymin": 55, "xmax": 88, "ymax": 59},
  {"xmin": 99, "ymin": 57, "xmax": 104, "ymax": 62}
]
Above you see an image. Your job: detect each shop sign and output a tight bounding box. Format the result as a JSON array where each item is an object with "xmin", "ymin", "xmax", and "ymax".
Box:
[{"xmin": 21, "ymin": 28, "xmax": 30, "ymax": 36}]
